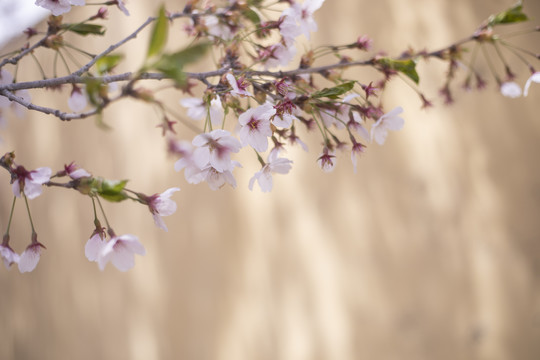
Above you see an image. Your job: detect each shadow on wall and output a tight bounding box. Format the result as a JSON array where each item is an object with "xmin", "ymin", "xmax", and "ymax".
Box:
[{"xmin": 0, "ymin": 1, "xmax": 540, "ymax": 360}]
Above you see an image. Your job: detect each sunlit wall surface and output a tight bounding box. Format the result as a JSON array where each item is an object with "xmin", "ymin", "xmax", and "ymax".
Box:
[{"xmin": 1, "ymin": 1, "xmax": 539, "ymax": 359}]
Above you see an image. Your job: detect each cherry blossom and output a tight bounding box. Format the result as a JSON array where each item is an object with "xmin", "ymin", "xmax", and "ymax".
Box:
[
  {"xmin": 180, "ymin": 97, "xmax": 224, "ymax": 125},
  {"xmin": 0, "ymin": 242, "xmax": 19, "ymax": 269},
  {"xmin": 370, "ymin": 106, "xmax": 404, "ymax": 145},
  {"xmin": 12, "ymin": 166, "xmax": 52, "ymax": 200},
  {"xmin": 249, "ymin": 152, "xmax": 293, "ymax": 192},
  {"xmin": 238, "ymin": 103, "xmax": 276, "ymax": 152},
  {"xmin": 205, "ymin": 15, "xmax": 234, "ymax": 40},
  {"xmin": 173, "ymin": 141, "xmax": 207, "ymax": 184},
  {"xmin": 35, "ymin": 0, "xmax": 85, "ymax": 16},
  {"xmin": 67, "ymin": 85, "xmax": 87, "ymax": 112},
  {"xmin": 317, "ymin": 148, "xmax": 336, "ymax": 172},
  {"xmin": 524, "ymin": 72, "xmax": 540, "ymax": 97},
  {"xmin": 18, "ymin": 240, "xmax": 46, "ymax": 273},
  {"xmin": 117, "ymin": 0, "xmax": 130, "ymax": 16},
  {"xmin": 63, "ymin": 162, "xmax": 91, "ymax": 179},
  {"xmin": 226, "ymin": 74, "xmax": 253, "ymax": 97},
  {"xmin": 85, "ymin": 230, "xmax": 106, "ymax": 262},
  {"xmin": 98, "ymin": 234, "xmax": 146, "ymax": 272},
  {"xmin": 282, "ymin": 0, "xmax": 325, "ymax": 39},
  {"xmin": 192, "ymin": 129, "xmax": 242, "ymax": 172},
  {"xmin": 500, "ymin": 81, "xmax": 522, "ymax": 98},
  {"xmin": 199, "ymin": 162, "xmax": 242, "ymax": 190},
  {"xmin": 351, "ymin": 141, "xmax": 366, "ymax": 173},
  {"xmin": 146, "ymin": 187, "xmax": 180, "ymax": 231}
]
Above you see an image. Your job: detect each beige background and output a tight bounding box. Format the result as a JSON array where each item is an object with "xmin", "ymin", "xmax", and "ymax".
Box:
[{"xmin": 1, "ymin": 0, "xmax": 540, "ymax": 359}]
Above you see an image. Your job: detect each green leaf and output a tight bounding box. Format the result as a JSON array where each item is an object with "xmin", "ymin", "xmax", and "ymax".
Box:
[
  {"xmin": 147, "ymin": 5, "xmax": 169, "ymax": 59},
  {"xmin": 488, "ymin": 1, "xmax": 528, "ymax": 27},
  {"xmin": 377, "ymin": 58, "xmax": 419, "ymax": 84},
  {"xmin": 312, "ymin": 81, "xmax": 355, "ymax": 99},
  {"xmin": 243, "ymin": 8, "xmax": 261, "ymax": 24},
  {"xmin": 61, "ymin": 23, "xmax": 105, "ymax": 36},
  {"xmin": 96, "ymin": 179, "xmax": 129, "ymax": 202},
  {"xmin": 84, "ymin": 78, "xmax": 105, "ymax": 107},
  {"xmin": 152, "ymin": 42, "xmax": 211, "ymax": 85},
  {"xmin": 95, "ymin": 54, "xmax": 124, "ymax": 75}
]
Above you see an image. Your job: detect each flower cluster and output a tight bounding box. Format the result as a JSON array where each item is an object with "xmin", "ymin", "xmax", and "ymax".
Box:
[{"xmin": 0, "ymin": 153, "xmax": 179, "ymax": 272}]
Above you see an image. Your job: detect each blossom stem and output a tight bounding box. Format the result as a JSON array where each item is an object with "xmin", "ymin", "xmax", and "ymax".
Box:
[
  {"xmin": 95, "ymin": 196, "xmax": 112, "ymax": 230},
  {"xmin": 23, "ymin": 195, "xmax": 36, "ymax": 235},
  {"xmin": 3, "ymin": 196, "xmax": 17, "ymax": 237},
  {"xmin": 481, "ymin": 45, "xmax": 500, "ymax": 83}
]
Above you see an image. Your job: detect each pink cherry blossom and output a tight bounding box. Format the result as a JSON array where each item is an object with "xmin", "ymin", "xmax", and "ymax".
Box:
[
  {"xmin": 173, "ymin": 141, "xmax": 207, "ymax": 184},
  {"xmin": 147, "ymin": 187, "xmax": 180, "ymax": 231},
  {"xmin": 18, "ymin": 240, "xmax": 46, "ymax": 273},
  {"xmin": 248, "ymin": 151, "xmax": 293, "ymax": 192},
  {"xmin": 238, "ymin": 103, "xmax": 276, "ymax": 152},
  {"xmin": 12, "ymin": 166, "xmax": 52, "ymax": 200},
  {"xmin": 226, "ymin": 74, "xmax": 253, "ymax": 97},
  {"xmin": 317, "ymin": 148, "xmax": 336, "ymax": 172},
  {"xmin": 192, "ymin": 129, "xmax": 242, "ymax": 172},
  {"xmin": 370, "ymin": 106, "xmax": 404, "ymax": 145},
  {"xmin": 98, "ymin": 234, "xmax": 145, "ymax": 272},
  {"xmin": 524, "ymin": 72, "xmax": 540, "ymax": 97},
  {"xmin": 64, "ymin": 162, "xmax": 91, "ymax": 179},
  {"xmin": 500, "ymin": 81, "xmax": 522, "ymax": 98}
]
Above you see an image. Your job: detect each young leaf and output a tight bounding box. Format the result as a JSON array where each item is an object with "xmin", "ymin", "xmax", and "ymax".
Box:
[
  {"xmin": 96, "ymin": 179, "xmax": 129, "ymax": 202},
  {"xmin": 95, "ymin": 54, "xmax": 124, "ymax": 75},
  {"xmin": 61, "ymin": 23, "xmax": 105, "ymax": 36},
  {"xmin": 147, "ymin": 5, "xmax": 169, "ymax": 59},
  {"xmin": 487, "ymin": 1, "xmax": 528, "ymax": 27},
  {"xmin": 151, "ymin": 42, "xmax": 211, "ymax": 85},
  {"xmin": 377, "ymin": 58, "xmax": 419, "ymax": 84},
  {"xmin": 312, "ymin": 81, "xmax": 355, "ymax": 99}
]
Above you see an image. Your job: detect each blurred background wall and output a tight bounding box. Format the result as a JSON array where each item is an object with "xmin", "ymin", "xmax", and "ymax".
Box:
[{"xmin": 1, "ymin": 0, "xmax": 540, "ymax": 359}]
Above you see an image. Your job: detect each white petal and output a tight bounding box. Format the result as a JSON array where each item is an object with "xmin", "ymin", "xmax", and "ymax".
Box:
[
  {"xmin": 501, "ymin": 82, "xmax": 522, "ymax": 98},
  {"xmin": 85, "ymin": 233, "xmax": 104, "ymax": 262},
  {"xmin": 18, "ymin": 245, "xmax": 41, "ymax": 273}
]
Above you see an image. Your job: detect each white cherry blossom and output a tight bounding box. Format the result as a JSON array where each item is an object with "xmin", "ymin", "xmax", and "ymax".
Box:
[
  {"xmin": 18, "ymin": 241, "xmax": 45, "ymax": 273},
  {"xmin": 98, "ymin": 234, "xmax": 146, "ymax": 272},
  {"xmin": 67, "ymin": 85, "xmax": 87, "ymax": 112},
  {"xmin": 0, "ymin": 244, "xmax": 19, "ymax": 269},
  {"xmin": 282, "ymin": 0, "xmax": 326, "ymax": 39},
  {"xmin": 249, "ymin": 152, "xmax": 293, "ymax": 192},
  {"xmin": 147, "ymin": 187, "xmax": 180, "ymax": 231},
  {"xmin": 35, "ymin": 0, "xmax": 85, "ymax": 16},
  {"xmin": 524, "ymin": 72, "xmax": 540, "ymax": 97},
  {"xmin": 500, "ymin": 81, "xmax": 522, "ymax": 98},
  {"xmin": 192, "ymin": 129, "xmax": 242, "ymax": 172},
  {"xmin": 370, "ymin": 106, "xmax": 404, "ymax": 145},
  {"xmin": 238, "ymin": 103, "xmax": 276, "ymax": 152},
  {"xmin": 12, "ymin": 166, "xmax": 52, "ymax": 200},
  {"xmin": 181, "ymin": 97, "xmax": 224, "ymax": 125},
  {"xmin": 85, "ymin": 231, "xmax": 106, "ymax": 262}
]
